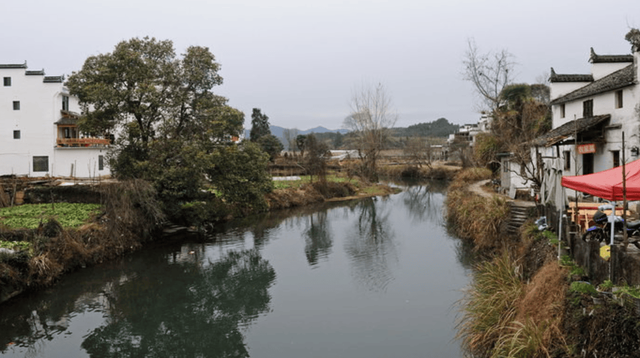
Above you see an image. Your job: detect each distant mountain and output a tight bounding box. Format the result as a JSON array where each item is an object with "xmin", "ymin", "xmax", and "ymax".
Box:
[
  {"xmin": 299, "ymin": 126, "xmax": 350, "ymax": 135},
  {"xmin": 244, "ymin": 125, "xmax": 348, "ymax": 140}
]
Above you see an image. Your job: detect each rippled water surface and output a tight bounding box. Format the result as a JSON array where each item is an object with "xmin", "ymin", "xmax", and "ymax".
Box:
[{"xmin": 0, "ymin": 181, "xmax": 472, "ymax": 357}]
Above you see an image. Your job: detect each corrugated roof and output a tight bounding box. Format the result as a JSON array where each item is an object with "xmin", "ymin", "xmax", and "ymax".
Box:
[
  {"xmin": 589, "ymin": 48, "xmax": 634, "ymax": 63},
  {"xmin": 551, "ymin": 65, "xmax": 635, "ymax": 104},
  {"xmin": 532, "ymin": 114, "xmax": 610, "ymax": 147}
]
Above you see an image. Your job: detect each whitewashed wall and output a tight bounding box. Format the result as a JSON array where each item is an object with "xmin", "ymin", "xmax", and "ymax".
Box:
[{"xmin": 0, "ymin": 66, "xmax": 111, "ymax": 178}]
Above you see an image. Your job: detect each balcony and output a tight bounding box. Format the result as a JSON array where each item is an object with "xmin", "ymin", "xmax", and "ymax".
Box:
[{"xmin": 56, "ymin": 137, "xmax": 111, "ymax": 147}]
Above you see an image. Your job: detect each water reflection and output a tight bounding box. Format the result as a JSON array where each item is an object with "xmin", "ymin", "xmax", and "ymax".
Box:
[
  {"xmin": 402, "ymin": 184, "xmax": 444, "ymax": 223},
  {"xmin": 344, "ymin": 197, "xmax": 397, "ymax": 293},
  {"xmin": 0, "ymin": 249, "xmax": 276, "ymax": 357},
  {"xmin": 303, "ymin": 210, "xmax": 332, "ymax": 266}
]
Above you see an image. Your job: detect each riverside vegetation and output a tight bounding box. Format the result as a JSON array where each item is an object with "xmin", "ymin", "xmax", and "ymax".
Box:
[
  {"xmin": 447, "ymin": 168, "xmax": 640, "ymax": 357},
  {"xmin": 0, "ymin": 171, "xmax": 397, "ymax": 304}
]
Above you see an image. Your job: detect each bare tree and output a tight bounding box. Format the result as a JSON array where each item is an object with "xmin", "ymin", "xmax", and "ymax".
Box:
[
  {"xmin": 462, "ymin": 38, "xmax": 515, "ymax": 112},
  {"xmin": 343, "ymin": 82, "xmax": 398, "ymax": 181},
  {"xmin": 283, "ymin": 128, "xmax": 299, "ymax": 152},
  {"xmin": 403, "ymin": 137, "xmax": 432, "ymax": 168}
]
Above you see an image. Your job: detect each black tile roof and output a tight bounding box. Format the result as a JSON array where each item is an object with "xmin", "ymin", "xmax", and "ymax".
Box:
[
  {"xmin": 532, "ymin": 114, "xmax": 610, "ymax": 147},
  {"xmin": 55, "ymin": 117, "xmax": 78, "ymax": 125},
  {"xmin": 0, "ymin": 63, "xmax": 27, "ymax": 69},
  {"xmin": 43, "ymin": 76, "xmax": 64, "ymax": 83},
  {"xmin": 549, "ymin": 68, "xmax": 593, "ymax": 83},
  {"xmin": 551, "ymin": 64, "xmax": 635, "ymax": 104},
  {"xmin": 25, "ymin": 70, "xmax": 45, "ymax": 76},
  {"xmin": 589, "ymin": 48, "xmax": 634, "ymax": 63}
]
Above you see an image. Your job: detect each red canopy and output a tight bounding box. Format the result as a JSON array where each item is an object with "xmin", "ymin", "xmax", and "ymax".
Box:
[{"xmin": 561, "ymin": 159, "xmax": 640, "ymax": 201}]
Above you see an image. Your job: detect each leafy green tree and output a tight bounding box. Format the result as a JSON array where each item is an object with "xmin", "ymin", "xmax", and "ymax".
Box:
[
  {"xmin": 66, "ymin": 37, "xmax": 274, "ymax": 217},
  {"xmin": 249, "ymin": 108, "xmax": 271, "ymax": 142},
  {"xmin": 257, "ymin": 134, "xmax": 284, "ymax": 162},
  {"xmin": 66, "ymin": 37, "xmax": 238, "ymax": 178},
  {"xmin": 207, "ymin": 141, "xmax": 273, "ymax": 212}
]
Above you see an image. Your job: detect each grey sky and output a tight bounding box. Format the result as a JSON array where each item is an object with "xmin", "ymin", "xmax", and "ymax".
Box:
[{"xmin": 3, "ymin": 0, "xmax": 640, "ymax": 130}]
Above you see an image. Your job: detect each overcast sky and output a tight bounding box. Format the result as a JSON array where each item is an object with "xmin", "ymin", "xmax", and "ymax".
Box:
[{"xmin": 3, "ymin": 0, "xmax": 640, "ymax": 130}]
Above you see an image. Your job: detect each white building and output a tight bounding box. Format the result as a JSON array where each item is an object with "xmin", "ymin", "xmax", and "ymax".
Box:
[
  {"xmin": 534, "ymin": 41, "xmax": 640, "ymax": 203},
  {"xmin": 0, "ymin": 63, "xmax": 111, "ymax": 178}
]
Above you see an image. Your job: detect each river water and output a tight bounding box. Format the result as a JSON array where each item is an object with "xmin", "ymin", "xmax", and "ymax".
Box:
[{"xmin": 0, "ymin": 181, "xmax": 473, "ymax": 357}]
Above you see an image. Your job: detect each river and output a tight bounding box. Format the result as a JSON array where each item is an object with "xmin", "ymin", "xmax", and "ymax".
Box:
[{"xmin": 0, "ymin": 181, "xmax": 473, "ymax": 357}]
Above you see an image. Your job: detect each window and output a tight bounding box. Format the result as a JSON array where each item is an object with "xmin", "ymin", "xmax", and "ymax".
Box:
[
  {"xmin": 564, "ymin": 151, "xmax": 571, "ymax": 171},
  {"xmin": 583, "ymin": 99, "xmax": 593, "ymax": 118},
  {"xmin": 33, "ymin": 156, "xmax": 49, "ymax": 172},
  {"xmin": 3, "ymin": 77, "xmax": 10, "ymax": 86},
  {"xmin": 615, "ymin": 90, "xmax": 623, "ymax": 109},
  {"xmin": 560, "ymin": 103, "xmax": 565, "ymax": 118},
  {"xmin": 613, "ymin": 150, "xmax": 620, "ymax": 168},
  {"xmin": 13, "ymin": 101, "xmax": 20, "ymax": 110},
  {"xmin": 99, "ymin": 155, "xmax": 104, "ymax": 170},
  {"xmin": 62, "ymin": 95, "xmax": 69, "ymax": 111},
  {"xmin": 503, "ymin": 160, "xmax": 510, "ymax": 173},
  {"xmin": 13, "ymin": 130, "xmax": 20, "ymax": 139}
]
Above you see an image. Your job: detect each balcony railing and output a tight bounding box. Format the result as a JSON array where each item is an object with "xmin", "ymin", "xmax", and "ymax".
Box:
[{"xmin": 57, "ymin": 137, "xmax": 111, "ymax": 147}]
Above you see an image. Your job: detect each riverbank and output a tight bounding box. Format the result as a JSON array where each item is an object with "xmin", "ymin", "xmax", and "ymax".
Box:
[
  {"xmin": 447, "ymin": 168, "xmax": 640, "ymax": 357},
  {"xmin": 0, "ymin": 171, "xmax": 413, "ymax": 304}
]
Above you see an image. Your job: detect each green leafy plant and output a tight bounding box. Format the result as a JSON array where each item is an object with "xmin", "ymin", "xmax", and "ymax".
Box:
[
  {"xmin": 570, "ymin": 281, "xmax": 598, "ymax": 296},
  {"xmin": 0, "ymin": 240, "xmax": 31, "ymax": 252},
  {"xmin": 598, "ymin": 279, "xmax": 614, "ymax": 291},
  {"xmin": 0, "ymin": 203, "xmax": 101, "ymax": 229}
]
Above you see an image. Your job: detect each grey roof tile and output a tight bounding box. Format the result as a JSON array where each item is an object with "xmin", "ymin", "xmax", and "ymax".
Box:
[
  {"xmin": 532, "ymin": 114, "xmax": 610, "ymax": 146},
  {"xmin": 0, "ymin": 64, "xmax": 27, "ymax": 69},
  {"xmin": 551, "ymin": 65, "xmax": 635, "ymax": 104},
  {"xmin": 43, "ymin": 76, "xmax": 64, "ymax": 83},
  {"xmin": 549, "ymin": 67, "xmax": 593, "ymax": 83},
  {"xmin": 590, "ymin": 48, "xmax": 634, "ymax": 63}
]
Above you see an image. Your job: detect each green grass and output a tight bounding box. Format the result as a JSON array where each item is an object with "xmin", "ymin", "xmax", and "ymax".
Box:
[
  {"xmin": 0, "ymin": 203, "xmax": 101, "ymax": 229},
  {"xmin": 273, "ymin": 175, "xmax": 352, "ymax": 190}
]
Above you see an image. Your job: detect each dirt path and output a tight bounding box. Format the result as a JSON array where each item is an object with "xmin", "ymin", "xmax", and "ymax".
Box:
[
  {"xmin": 469, "ymin": 179, "xmax": 494, "ymax": 198},
  {"xmin": 468, "ymin": 179, "xmax": 536, "ymax": 207}
]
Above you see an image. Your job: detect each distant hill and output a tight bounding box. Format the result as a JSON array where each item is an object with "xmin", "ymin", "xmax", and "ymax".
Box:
[
  {"xmin": 393, "ymin": 118, "xmax": 459, "ymax": 138},
  {"xmin": 244, "ymin": 125, "xmax": 348, "ymax": 142}
]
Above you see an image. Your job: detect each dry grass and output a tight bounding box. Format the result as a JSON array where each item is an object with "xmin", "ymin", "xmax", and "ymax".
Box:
[
  {"xmin": 492, "ymin": 262, "xmax": 568, "ymax": 358},
  {"xmin": 446, "ymin": 188, "xmax": 509, "ymax": 251},
  {"xmin": 266, "ymin": 181, "xmax": 359, "ymax": 210},
  {"xmin": 458, "ymin": 255, "xmax": 569, "ymax": 358},
  {"xmin": 458, "ymin": 252, "xmax": 523, "ymax": 357}
]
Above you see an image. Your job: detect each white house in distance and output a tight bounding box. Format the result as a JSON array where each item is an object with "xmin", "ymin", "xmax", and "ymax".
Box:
[
  {"xmin": 0, "ymin": 63, "xmax": 111, "ymax": 178},
  {"xmin": 533, "ymin": 37, "xmax": 640, "ymax": 203}
]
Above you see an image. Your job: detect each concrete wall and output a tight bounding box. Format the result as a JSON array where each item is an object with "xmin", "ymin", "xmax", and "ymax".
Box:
[{"xmin": 54, "ymin": 148, "xmax": 109, "ymax": 178}]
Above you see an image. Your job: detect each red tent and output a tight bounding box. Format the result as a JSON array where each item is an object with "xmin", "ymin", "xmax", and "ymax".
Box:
[{"xmin": 561, "ymin": 159, "xmax": 640, "ymax": 201}]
